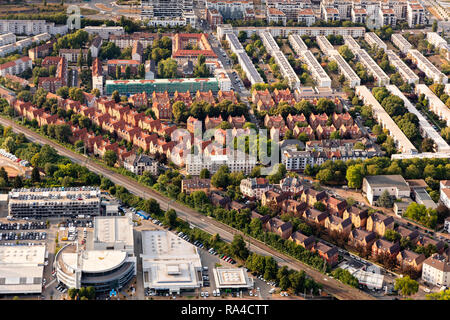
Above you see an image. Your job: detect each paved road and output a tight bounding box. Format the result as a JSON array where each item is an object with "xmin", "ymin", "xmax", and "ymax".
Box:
[{"xmin": 0, "ymin": 116, "xmax": 375, "ymax": 300}]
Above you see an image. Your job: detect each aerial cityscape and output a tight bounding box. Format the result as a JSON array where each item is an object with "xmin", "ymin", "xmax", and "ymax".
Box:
[{"xmin": 0, "ymin": 0, "xmax": 449, "ymax": 308}]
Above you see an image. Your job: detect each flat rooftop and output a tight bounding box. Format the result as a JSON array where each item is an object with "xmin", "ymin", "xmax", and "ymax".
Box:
[
  {"xmin": 93, "ymin": 216, "xmax": 134, "ymax": 248},
  {"xmin": 61, "ymin": 249, "xmax": 127, "ymax": 273},
  {"xmin": 0, "ymin": 245, "xmax": 46, "ymax": 294},
  {"xmin": 364, "ymin": 175, "xmax": 409, "ymax": 190},
  {"xmin": 213, "ymin": 267, "xmax": 254, "ymax": 289}
]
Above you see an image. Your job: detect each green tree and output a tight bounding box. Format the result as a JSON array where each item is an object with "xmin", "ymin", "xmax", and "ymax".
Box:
[
  {"xmin": 230, "ymin": 234, "xmax": 249, "ymax": 260},
  {"xmin": 211, "ymin": 165, "xmax": 230, "ymax": 189},
  {"xmin": 12, "ymin": 175, "xmax": 23, "ymax": 188},
  {"xmin": 103, "ymin": 150, "xmax": 118, "ymax": 167},
  {"xmin": 165, "ymin": 209, "xmax": 177, "ymax": 227},
  {"xmin": 2, "ymin": 136, "xmax": 15, "ymax": 153},
  {"xmin": 394, "ymin": 276, "xmax": 419, "ymax": 297},
  {"xmin": 31, "ymin": 167, "xmax": 41, "ymax": 183},
  {"xmin": 346, "ymin": 164, "xmax": 364, "ymax": 189},
  {"xmin": 199, "ymin": 168, "xmax": 210, "ymax": 179},
  {"xmin": 377, "ymin": 190, "xmax": 393, "ymax": 208},
  {"xmin": 338, "ymin": 45, "xmax": 354, "ymax": 61}
]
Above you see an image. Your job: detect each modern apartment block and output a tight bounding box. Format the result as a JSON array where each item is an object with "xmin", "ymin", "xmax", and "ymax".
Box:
[
  {"xmin": 227, "ymin": 26, "xmax": 365, "ymax": 38},
  {"xmin": 353, "ymin": 48, "xmax": 390, "ymax": 86},
  {"xmin": 206, "ymin": 0, "xmax": 254, "ymax": 20},
  {"xmin": 391, "ymin": 33, "xmax": 412, "ymax": 54},
  {"xmin": 407, "ymin": 49, "xmax": 448, "ymax": 84},
  {"xmin": 0, "ymin": 20, "xmax": 68, "ymax": 36},
  {"xmin": 422, "ymin": 254, "xmax": 450, "ymax": 287},
  {"xmin": 427, "ymin": 32, "xmax": 450, "ymax": 61},
  {"xmin": 407, "ymin": 1, "xmax": 425, "ymax": 28},
  {"xmin": 364, "ymin": 32, "xmax": 387, "ymax": 51},
  {"xmin": 141, "ymin": 0, "xmax": 196, "ymax": 27},
  {"xmin": 415, "ymin": 84, "xmax": 450, "ymax": 127},
  {"xmin": 317, "ymin": 36, "xmax": 360, "ymax": 88},
  {"xmin": 343, "ymin": 35, "xmax": 360, "ymax": 51},
  {"xmin": 355, "ymin": 85, "xmax": 417, "ymax": 154},
  {"xmin": 83, "ymin": 26, "xmax": 125, "ymax": 39},
  {"xmin": 266, "ymin": 0, "xmax": 312, "ymax": 22},
  {"xmin": 386, "ymin": 85, "xmax": 450, "ymax": 153},
  {"xmin": 259, "ymin": 30, "xmax": 300, "ymax": 89},
  {"xmin": 0, "ymin": 33, "xmax": 51, "ymax": 58},
  {"xmin": 299, "ymin": 50, "xmax": 332, "ymax": 87},
  {"xmin": 385, "ymin": 50, "xmax": 419, "ymax": 84},
  {"xmin": 0, "ymin": 33, "xmax": 16, "ymax": 46},
  {"xmin": 185, "ymin": 150, "xmax": 257, "ymax": 175},
  {"xmin": 8, "ymin": 187, "xmax": 102, "ymax": 218}
]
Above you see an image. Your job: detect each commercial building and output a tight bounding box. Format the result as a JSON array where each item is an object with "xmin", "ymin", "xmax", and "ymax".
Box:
[
  {"xmin": 55, "ymin": 216, "xmax": 136, "ymax": 292},
  {"xmin": 364, "ymin": 32, "xmax": 387, "ymax": 50},
  {"xmin": 340, "ymin": 262, "xmax": 384, "ymax": 290},
  {"xmin": 260, "ymin": 30, "xmax": 300, "ymax": 89},
  {"xmin": 386, "ymin": 85, "xmax": 450, "ymax": 152},
  {"xmin": 362, "ymin": 175, "xmax": 411, "ymax": 205},
  {"xmin": 224, "ymin": 31, "xmax": 263, "ymax": 85},
  {"xmin": 0, "ymin": 20, "xmax": 67, "ymax": 36},
  {"xmin": 141, "ymin": 230, "xmax": 202, "ymax": 294},
  {"xmin": 213, "ymin": 268, "xmax": 254, "ymax": 290},
  {"xmin": 8, "ymin": 187, "xmax": 101, "ymax": 218},
  {"xmin": 0, "ymin": 245, "xmax": 46, "ymax": 294},
  {"xmin": 407, "ymin": 49, "xmax": 447, "ymax": 84},
  {"xmin": 105, "ymin": 78, "xmax": 220, "ymax": 96},
  {"xmin": 355, "ymin": 85, "xmax": 417, "ymax": 154},
  {"xmin": 415, "ymin": 84, "xmax": 450, "ymax": 127},
  {"xmin": 391, "ymin": 34, "xmax": 413, "ymax": 54},
  {"xmin": 385, "ymin": 50, "xmax": 419, "ymax": 84},
  {"xmin": 422, "ymin": 254, "xmax": 450, "ymax": 287}
]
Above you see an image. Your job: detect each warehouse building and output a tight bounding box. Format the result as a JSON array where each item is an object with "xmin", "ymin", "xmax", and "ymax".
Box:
[
  {"xmin": 0, "ymin": 245, "xmax": 46, "ymax": 295},
  {"xmin": 364, "ymin": 32, "xmax": 387, "ymax": 51},
  {"xmin": 355, "ymin": 85, "xmax": 417, "ymax": 154},
  {"xmin": 385, "ymin": 50, "xmax": 419, "ymax": 84},
  {"xmin": 391, "ymin": 34, "xmax": 412, "ymax": 54},
  {"xmin": 386, "ymin": 85, "xmax": 450, "ymax": 153},
  {"xmin": 105, "ymin": 78, "xmax": 220, "ymax": 96},
  {"xmin": 407, "ymin": 49, "xmax": 448, "ymax": 84},
  {"xmin": 8, "ymin": 187, "xmax": 101, "ymax": 218},
  {"xmin": 55, "ymin": 216, "xmax": 136, "ymax": 292},
  {"xmin": 353, "ymin": 49, "xmax": 390, "ymax": 86},
  {"xmin": 415, "ymin": 84, "xmax": 450, "ymax": 127},
  {"xmin": 141, "ymin": 230, "xmax": 203, "ymax": 294},
  {"xmin": 362, "ymin": 175, "xmax": 411, "ymax": 205}
]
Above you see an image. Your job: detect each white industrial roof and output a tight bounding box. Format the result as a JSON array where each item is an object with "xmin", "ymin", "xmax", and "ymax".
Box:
[
  {"xmin": 93, "ymin": 216, "xmax": 134, "ymax": 248},
  {"xmin": 213, "ymin": 267, "xmax": 254, "ymax": 289},
  {"xmin": 61, "ymin": 249, "xmax": 127, "ymax": 273}
]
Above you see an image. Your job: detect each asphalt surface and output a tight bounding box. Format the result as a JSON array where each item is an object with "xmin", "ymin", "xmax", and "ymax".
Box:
[{"xmin": 0, "ymin": 116, "xmax": 375, "ymax": 300}]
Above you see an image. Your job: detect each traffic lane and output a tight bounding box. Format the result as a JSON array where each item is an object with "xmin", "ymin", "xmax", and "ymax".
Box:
[{"xmin": 0, "ymin": 117, "xmax": 374, "ymax": 300}]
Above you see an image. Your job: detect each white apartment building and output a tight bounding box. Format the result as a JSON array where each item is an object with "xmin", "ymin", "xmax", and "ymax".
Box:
[
  {"xmin": 351, "ymin": 6, "xmax": 367, "ymax": 24},
  {"xmin": 364, "ymin": 32, "xmax": 387, "ymax": 51},
  {"xmin": 378, "ymin": 7, "xmax": 397, "ymax": 27},
  {"xmin": 0, "ymin": 20, "xmax": 67, "ymax": 35},
  {"xmin": 427, "ymin": 32, "xmax": 450, "ymax": 61},
  {"xmin": 266, "ymin": 0, "xmax": 311, "ymax": 21},
  {"xmin": 83, "ymin": 26, "xmax": 125, "ymax": 39},
  {"xmin": 329, "ymin": 52, "xmax": 361, "ymax": 88},
  {"xmin": 353, "ymin": 48, "xmax": 390, "ymax": 86},
  {"xmin": 407, "ymin": 1, "xmax": 426, "ymax": 28},
  {"xmin": 355, "ymin": 85, "xmax": 417, "ymax": 154},
  {"xmin": 385, "ymin": 50, "xmax": 419, "ymax": 84},
  {"xmin": 386, "ymin": 85, "xmax": 450, "ymax": 153},
  {"xmin": 206, "ymin": 0, "xmax": 254, "ymax": 20},
  {"xmin": 422, "ymin": 254, "xmax": 450, "ymax": 287},
  {"xmin": 316, "ymin": 35, "xmax": 335, "ymax": 55},
  {"xmin": 231, "ymin": 26, "xmax": 365, "ymax": 39},
  {"xmin": 299, "ymin": 50, "xmax": 332, "ymax": 87},
  {"xmin": 185, "ymin": 151, "xmax": 257, "ymax": 176},
  {"xmin": 297, "ymin": 8, "xmax": 316, "ymax": 26},
  {"xmin": 440, "ymin": 180, "xmax": 450, "ymax": 209},
  {"xmin": 391, "ymin": 33, "xmax": 412, "ymax": 54},
  {"xmin": 343, "ymin": 35, "xmax": 360, "ymax": 51},
  {"xmin": 289, "ymin": 34, "xmax": 308, "ymax": 53},
  {"xmin": 408, "ymin": 49, "xmax": 448, "ymax": 84},
  {"xmin": 415, "ymin": 84, "xmax": 450, "ymax": 127},
  {"xmin": 260, "ymin": 30, "xmax": 300, "ymax": 88},
  {"xmin": 0, "ymin": 33, "xmax": 16, "ymax": 47},
  {"xmin": 282, "ymin": 148, "xmax": 316, "ymax": 171},
  {"xmin": 224, "ymin": 31, "xmax": 263, "ymax": 85},
  {"xmin": 0, "ymin": 56, "xmax": 32, "ymax": 77},
  {"xmin": 0, "ymin": 33, "xmax": 51, "ymax": 58}
]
